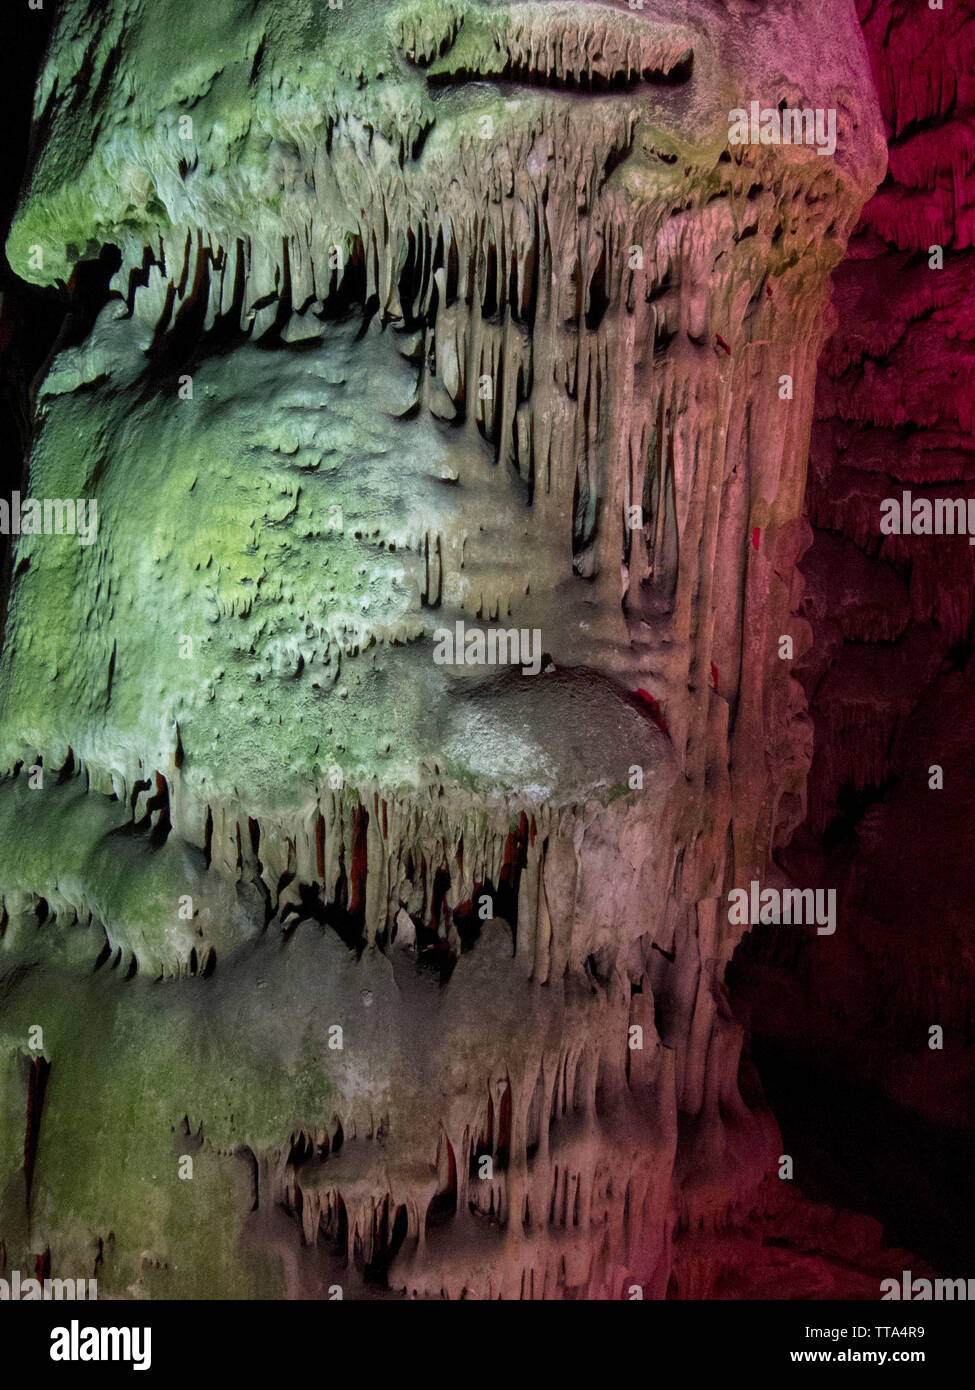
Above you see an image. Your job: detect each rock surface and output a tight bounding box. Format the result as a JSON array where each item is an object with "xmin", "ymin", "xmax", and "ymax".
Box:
[{"xmin": 0, "ymin": 0, "xmax": 886, "ymax": 1298}]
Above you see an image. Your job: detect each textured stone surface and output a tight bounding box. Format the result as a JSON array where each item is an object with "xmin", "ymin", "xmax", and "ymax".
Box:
[{"xmin": 0, "ymin": 0, "xmax": 884, "ymax": 1297}]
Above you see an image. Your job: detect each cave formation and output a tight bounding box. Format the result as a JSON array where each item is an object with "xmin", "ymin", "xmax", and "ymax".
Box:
[{"xmin": 0, "ymin": 0, "xmax": 968, "ymax": 1302}]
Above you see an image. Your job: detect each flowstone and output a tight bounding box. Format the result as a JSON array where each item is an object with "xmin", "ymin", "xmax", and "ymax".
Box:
[{"xmin": 0, "ymin": 0, "xmax": 883, "ymax": 1298}]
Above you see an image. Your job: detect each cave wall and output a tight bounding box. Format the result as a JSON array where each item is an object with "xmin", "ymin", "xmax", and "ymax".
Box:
[
  {"xmin": 1, "ymin": 0, "xmax": 967, "ymax": 1300},
  {"xmin": 731, "ymin": 0, "xmax": 975, "ymax": 1275}
]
